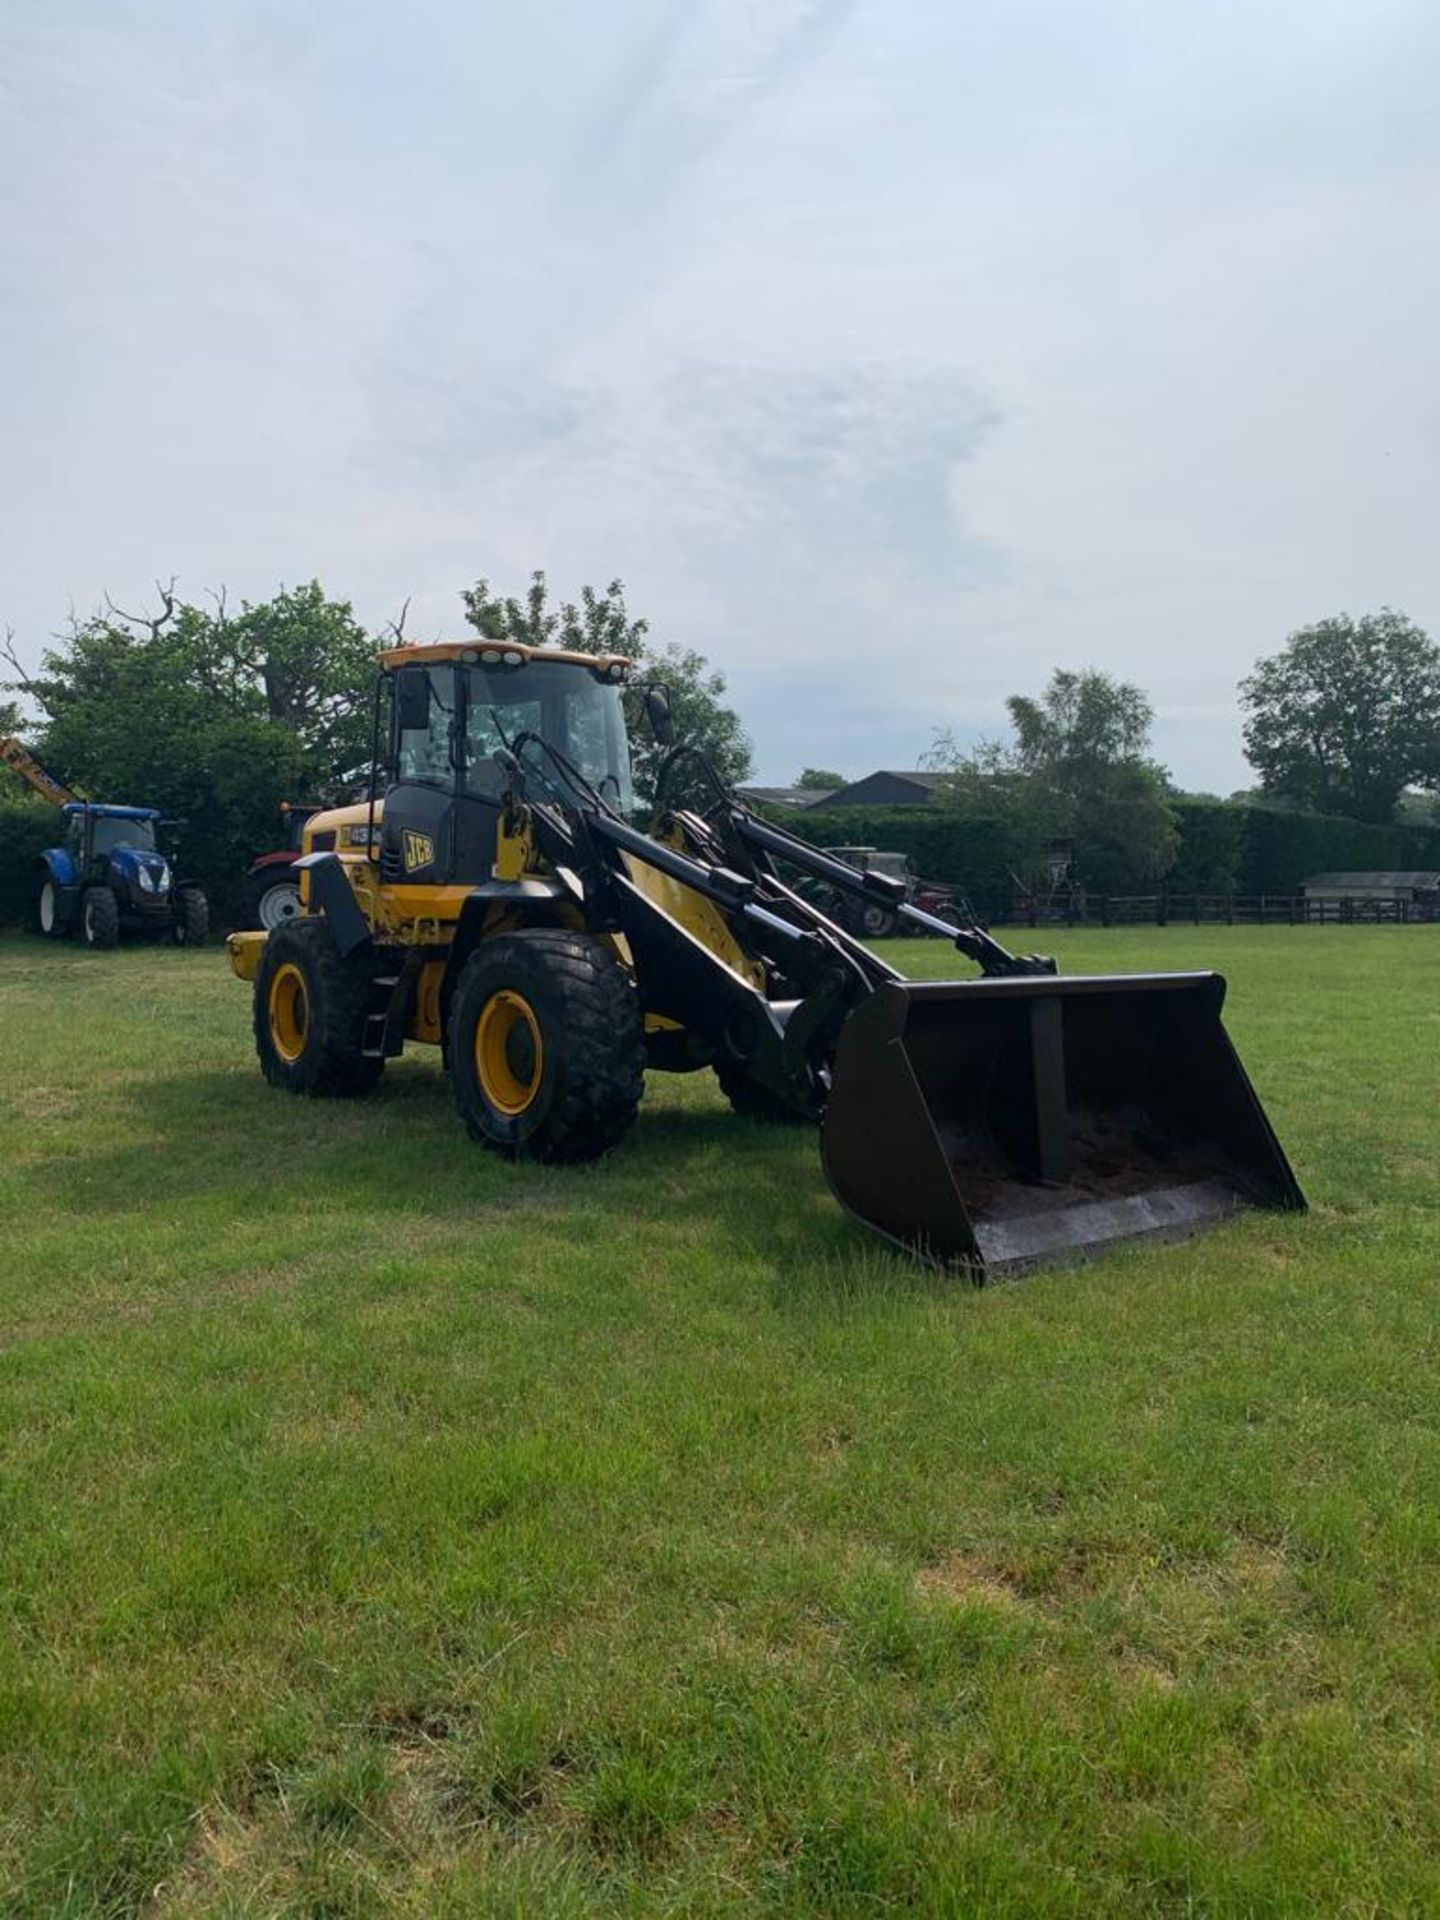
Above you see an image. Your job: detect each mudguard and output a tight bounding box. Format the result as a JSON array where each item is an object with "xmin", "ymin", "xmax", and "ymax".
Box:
[
  {"xmin": 293, "ymin": 851, "xmax": 372, "ymax": 955},
  {"xmin": 38, "ymin": 848, "xmax": 82, "ymax": 930}
]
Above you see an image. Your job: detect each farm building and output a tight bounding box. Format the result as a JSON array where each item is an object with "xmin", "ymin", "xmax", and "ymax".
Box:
[
  {"xmin": 821, "ymin": 770, "xmax": 951, "ymax": 807},
  {"xmin": 737, "ymin": 771, "xmax": 953, "ymax": 810},
  {"xmin": 1302, "ymin": 870, "xmax": 1440, "ymax": 906},
  {"xmin": 736, "ymin": 785, "xmax": 837, "ymax": 810}
]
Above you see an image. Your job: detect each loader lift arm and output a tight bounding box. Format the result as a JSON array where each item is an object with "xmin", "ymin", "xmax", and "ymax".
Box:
[
  {"xmin": 645, "ymin": 742, "xmax": 1054, "ymax": 976},
  {"xmin": 0, "ymin": 737, "xmax": 78, "ymax": 807},
  {"xmin": 711, "ymin": 803, "xmax": 1057, "ymax": 977}
]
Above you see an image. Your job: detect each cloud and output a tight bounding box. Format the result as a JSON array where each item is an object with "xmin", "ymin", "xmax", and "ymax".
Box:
[
  {"xmin": 2, "ymin": 0, "xmax": 1438, "ymax": 792},
  {"xmin": 572, "ymin": 0, "xmax": 860, "ymax": 208}
]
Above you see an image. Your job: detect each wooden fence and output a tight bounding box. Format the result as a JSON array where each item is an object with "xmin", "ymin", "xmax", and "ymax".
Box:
[{"xmin": 1011, "ymin": 893, "xmax": 1440, "ymax": 928}]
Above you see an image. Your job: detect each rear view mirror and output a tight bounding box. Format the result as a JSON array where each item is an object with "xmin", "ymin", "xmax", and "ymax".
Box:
[
  {"xmin": 395, "ymin": 667, "xmax": 431, "ymax": 734},
  {"xmin": 644, "ymin": 686, "xmax": 674, "ymax": 747}
]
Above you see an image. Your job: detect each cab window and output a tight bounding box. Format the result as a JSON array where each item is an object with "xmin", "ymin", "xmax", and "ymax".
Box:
[{"xmin": 394, "ymin": 667, "xmax": 457, "ymax": 787}]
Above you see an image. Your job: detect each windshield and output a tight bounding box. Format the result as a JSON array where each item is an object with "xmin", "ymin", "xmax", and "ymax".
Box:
[
  {"xmin": 89, "ymin": 816, "xmax": 157, "ymax": 855},
  {"xmin": 393, "ymin": 660, "xmax": 634, "ymax": 814},
  {"xmin": 466, "ymin": 662, "xmax": 633, "ymax": 813}
]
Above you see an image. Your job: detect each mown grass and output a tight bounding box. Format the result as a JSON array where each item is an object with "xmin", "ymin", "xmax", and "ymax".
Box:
[{"xmin": 0, "ymin": 925, "xmax": 1437, "ymax": 1917}]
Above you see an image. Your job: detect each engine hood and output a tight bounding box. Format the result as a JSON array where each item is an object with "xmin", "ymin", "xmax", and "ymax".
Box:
[{"xmin": 110, "ymin": 847, "xmax": 171, "ymax": 891}]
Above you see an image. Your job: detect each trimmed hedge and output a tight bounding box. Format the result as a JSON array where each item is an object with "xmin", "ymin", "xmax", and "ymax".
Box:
[
  {"xmin": 1235, "ymin": 804, "xmax": 1440, "ymax": 894},
  {"xmin": 773, "ymin": 797, "xmax": 1440, "ymax": 908},
  {"xmin": 7, "ymin": 786, "xmax": 1437, "ymax": 927},
  {"xmin": 783, "ymin": 806, "xmax": 1032, "ymax": 912},
  {"xmin": 1166, "ymin": 802, "xmax": 1248, "ymax": 893},
  {"xmin": 0, "ymin": 798, "xmax": 61, "ymax": 927},
  {"xmin": 1171, "ymin": 801, "xmax": 1440, "ymax": 896}
]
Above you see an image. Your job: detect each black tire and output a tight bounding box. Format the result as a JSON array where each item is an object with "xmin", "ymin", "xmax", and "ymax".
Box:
[
  {"xmin": 830, "ymin": 898, "xmax": 893, "ymax": 940},
  {"xmin": 171, "ymin": 887, "xmax": 210, "ymax": 947},
  {"xmin": 713, "ymin": 1057, "xmax": 813, "ymax": 1125},
  {"xmin": 81, "ymin": 886, "xmax": 120, "ymax": 950},
  {"xmin": 449, "ymin": 930, "xmax": 643, "ymax": 1163},
  {"xmin": 253, "ymin": 917, "xmax": 383, "ymax": 1097}
]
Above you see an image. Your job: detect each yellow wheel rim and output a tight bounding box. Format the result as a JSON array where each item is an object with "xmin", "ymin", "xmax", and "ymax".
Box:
[
  {"xmin": 269, "ymin": 961, "xmax": 309, "ymax": 1064},
  {"xmin": 476, "ymin": 989, "xmax": 544, "ymax": 1115}
]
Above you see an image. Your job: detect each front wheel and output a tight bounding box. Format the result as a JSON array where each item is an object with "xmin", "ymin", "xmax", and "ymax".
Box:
[
  {"xmin": 449, "ymin": 930, "xmax": 643, "ymax": 1162},
  {"xmin": 81, "ymin": 887, "xmax": 120, "ymax": 950},
  {"xmin": 253, "ymin": 917, "xmax": 383, "ymax": 1097},
  {"xmin": 171, "ymin": 887, "xmax": 210, "ymax": 946},
  {"xmin": 36, "ymin": 880, "xmax": 64, "ymax": 938}
]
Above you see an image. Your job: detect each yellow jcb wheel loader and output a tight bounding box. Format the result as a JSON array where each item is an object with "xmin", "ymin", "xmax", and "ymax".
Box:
[{"xmin": 227, "ymin": 641, "xmax": 1304, "ymax": 1276}]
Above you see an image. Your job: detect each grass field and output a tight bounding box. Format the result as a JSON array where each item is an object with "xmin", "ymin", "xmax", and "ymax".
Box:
[{"xmin": 1, "ymin": 925, "xmax": 1437, "ymax": 1917}]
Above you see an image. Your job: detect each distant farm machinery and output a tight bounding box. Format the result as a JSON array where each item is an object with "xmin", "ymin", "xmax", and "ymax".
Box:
[
  {"xmin": 801, "ymin": 846, "xmax": 969, "ymax": 938},
  {"xmin": 2, "ymin": 736, "xmax": 208, "ymax": 949}
]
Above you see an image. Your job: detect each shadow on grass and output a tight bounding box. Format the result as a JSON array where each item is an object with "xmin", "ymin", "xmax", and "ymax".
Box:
[{"xmin": 19, "ymin": 1062, "xmax": 941, "ymax": 1292}]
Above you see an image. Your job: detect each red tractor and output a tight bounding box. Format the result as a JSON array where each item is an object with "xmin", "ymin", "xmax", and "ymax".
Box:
[
  {"xmin": 806, "ymin": 847, "xmax": 970, "ymax": 938},
  {"xmin": 243, "ymin": 800, "xmax": 379, "ymax": 928},
  {"xmin": 242, "ymin": 803, "xmax": 318, "ymax": 931}
]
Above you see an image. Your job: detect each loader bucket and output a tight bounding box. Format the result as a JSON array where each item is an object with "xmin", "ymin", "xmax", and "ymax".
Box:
[{"xmin": 820, "ymin": 972, "xmax": 1303, "ymax": 1277}]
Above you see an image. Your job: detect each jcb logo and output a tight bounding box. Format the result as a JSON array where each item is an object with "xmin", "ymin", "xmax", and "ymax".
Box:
[{"xmin": 402, "ymin": 830, "xmax": 435, "ymax": 872}]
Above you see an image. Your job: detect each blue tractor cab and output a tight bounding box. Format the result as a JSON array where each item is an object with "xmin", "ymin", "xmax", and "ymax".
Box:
[{"xmin": 38, "ymin": 801, "xmax": 209, "ymax": 949}]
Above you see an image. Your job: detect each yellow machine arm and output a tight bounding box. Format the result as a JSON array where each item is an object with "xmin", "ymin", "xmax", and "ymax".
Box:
[{"xmin": 0, "ymin": 736, "xmax": 78, "ymax": 806}]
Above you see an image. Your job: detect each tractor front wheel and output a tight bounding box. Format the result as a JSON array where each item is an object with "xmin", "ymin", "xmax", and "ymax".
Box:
[
  {"xmin": 81, "ymin": 887, "xmax": 120, "ymax": 950},
  {"xmin": 253, "ymin": 918, "xmax": 383, "ymax": 1097},
  {"xmin": 36, "ymin": 880, "xmax": 64, "ymax": 938},
  {"xmin": 449, "ymin": 930, "xmax": 643, "ymax": 1162},
  {"xmin": 171, "ymin": 887, "xmax": 210, "ymax": 947}
]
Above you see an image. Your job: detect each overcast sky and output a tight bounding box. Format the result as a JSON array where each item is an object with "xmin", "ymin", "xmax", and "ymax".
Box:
[{"xmin": 3, "ymin": 0, "xmax": 1437, "ymax": 790}]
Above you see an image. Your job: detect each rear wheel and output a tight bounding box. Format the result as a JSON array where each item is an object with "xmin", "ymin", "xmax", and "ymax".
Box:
[
  {"xmin": 171, "ymin": 887, "xmax": 209, "ymax": 946},
  {"xmin": 253, "ymin": 917, "xmax": 383, "ymax": 1096},
  {"xmin": 449, "ymin": 930, "xmax": 643, "ymax": 1162},
  {"xmin": 854, "ymin": 901, "xmax": 897, "ymax": 938},
  {"xmin": 81, "ymin": 887, "xmax": 119, "ymax": 950}
]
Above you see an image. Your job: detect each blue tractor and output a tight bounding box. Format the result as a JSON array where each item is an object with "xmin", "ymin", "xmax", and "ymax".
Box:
[{"xmin": 37, "ymin": 801, "xmax": 209, "ymax": 949}]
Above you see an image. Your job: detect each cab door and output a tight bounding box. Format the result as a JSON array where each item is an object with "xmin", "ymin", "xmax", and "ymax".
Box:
[{"xmin": 380, "ymin": 664, "xmax": 504, "ymax": 887}]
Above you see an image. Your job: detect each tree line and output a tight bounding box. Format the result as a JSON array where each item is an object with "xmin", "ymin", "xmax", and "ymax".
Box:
[
  {"xmin": 0, "ymin": 573, "xmax": 752, "ymax": 913},
  {"xmin": 859, "ymin": 611, "xmax": 1440, "ymax": 896},
  {"xmin": 4, "ymin": 577, "xmax": 1437, "ymax": 913}
]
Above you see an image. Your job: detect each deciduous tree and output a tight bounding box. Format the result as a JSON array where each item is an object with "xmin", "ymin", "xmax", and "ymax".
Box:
[
  {"xmin": 2, "ymin": 581, "xmax": 373, "ymax": 909},
  {"xmin": 462, "ymin": 572, "xmax": 751, "ymax": 810},
  {"xmin": 923, "ymin": 671, "xmax": 1177, "ymax": 893},
  {"xmin": 1240, "ymin": 610, "xmax": 1440, "ymax": 823}
]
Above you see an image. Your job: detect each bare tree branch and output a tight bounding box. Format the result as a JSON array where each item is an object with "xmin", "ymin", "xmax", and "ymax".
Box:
[
  {"xmin": 1, "ymin": 625, "xmax": 41, "ymax": 694},
  {"xmin": 381, "ymin": 596, "xmax": 411, "ymax": 645},
  {"xmin": 103, "ymin": 576, "xmax": 178, "ymax": 640}
]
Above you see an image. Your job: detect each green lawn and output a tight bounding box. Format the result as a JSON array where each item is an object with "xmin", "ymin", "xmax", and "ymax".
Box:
[{"xmin": 1, "ymin": 926, "xmax": 1437, "ymax": 1917}]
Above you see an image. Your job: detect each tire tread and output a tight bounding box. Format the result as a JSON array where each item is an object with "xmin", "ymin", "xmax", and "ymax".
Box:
[
  {"xmin": 451, "ymin": 929, "xmax": 643, "ymax": 1162},
  {"xmin": 254, "ymin": 917, "xmax": 382, "ymax": 1097}
]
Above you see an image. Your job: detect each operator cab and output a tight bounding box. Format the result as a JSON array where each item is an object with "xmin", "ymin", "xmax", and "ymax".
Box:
[
  {"xmin": 376, "ymin": 642, "xmax": 634, "ymax": 886},
  {"xmin": 64, "ymin": 803, "xmax": 161, "ymax": 865}
]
